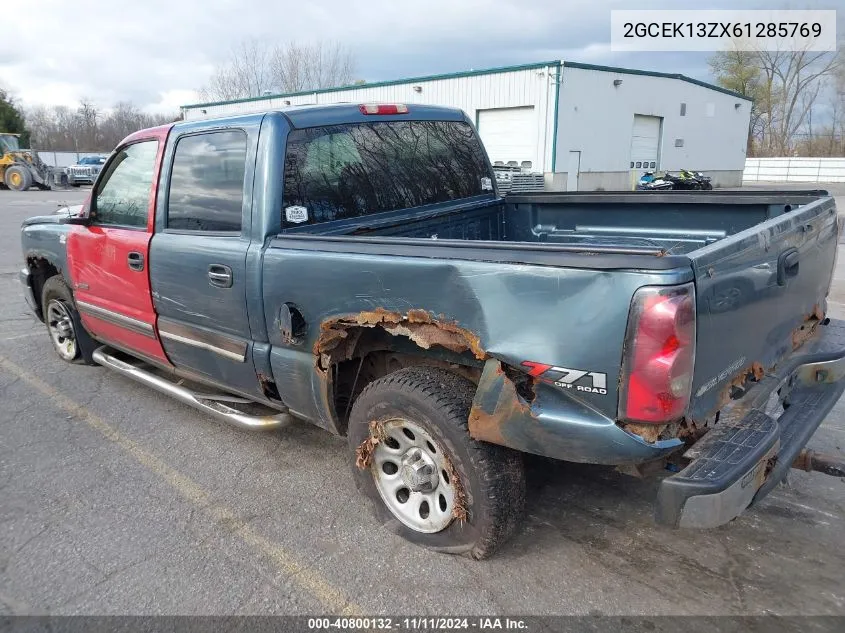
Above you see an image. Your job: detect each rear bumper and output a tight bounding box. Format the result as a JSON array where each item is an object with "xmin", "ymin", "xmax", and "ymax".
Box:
[
  {"xmin": 19, "ymin": 267, "xmax": 40, "ymax": 318},
  {"xmin": 656, "ymin": 318, "xmax": 845, "ymax": 528}
]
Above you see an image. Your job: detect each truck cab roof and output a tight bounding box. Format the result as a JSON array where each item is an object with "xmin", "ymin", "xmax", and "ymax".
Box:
[{"xmin": 173, "ymin": 102, "xmax": 468, "ymax": 133}]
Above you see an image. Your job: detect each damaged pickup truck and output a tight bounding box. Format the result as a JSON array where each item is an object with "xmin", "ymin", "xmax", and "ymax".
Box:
[{"xmin": 20, "ymin": 103, "xmax": 845, "ymax": 559}]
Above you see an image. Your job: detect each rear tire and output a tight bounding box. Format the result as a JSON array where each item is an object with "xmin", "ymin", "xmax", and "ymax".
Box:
[
  {"xmin": 347, "ymin": 366, "xmax": 525, "ymax": 559},
  {"xmin": 4, "ymin": 165, "xmax": 32, "ymax": 191},
  {"xmin": 41, "ymin": 276, "xmax": 98, "ymax": 365}
]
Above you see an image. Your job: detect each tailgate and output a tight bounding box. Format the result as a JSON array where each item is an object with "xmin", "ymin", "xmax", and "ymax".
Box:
[{"xmin": 688, "ymin": 195, "xmax": 839, "ymax": 421}]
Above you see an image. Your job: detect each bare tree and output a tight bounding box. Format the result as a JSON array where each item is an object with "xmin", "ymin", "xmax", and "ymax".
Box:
[
  {"xmin": 270, "ymin": 41, "xmax": 356, "ymax": 92},
  {"xmin": 708, "ymin": 49, "xmax": 766, "ymax": 155},
  {"xmin": 831, "ymin": 63, "xmax": 845, "ymax": 155},
  {"xmin": 76, "ymin": 99, "xmax": 99, "ymax": 150},
  {"xmin": 26, "ymin": 101, "xmax": 175, "ymax": 151},
  {"xmin": 199, "ymin": 40, "xmax": 357, "ymax": 101},
  {"xmin": 200, "ymin": 39, "xmax": 274, "ymax": 101},
  {"xmin": 709, "ymin": 44, "xmax": 842, "ymax": 156},
  {"xmin": 759, "ymin": 47, "xmax": 841, "ymax": 155}
]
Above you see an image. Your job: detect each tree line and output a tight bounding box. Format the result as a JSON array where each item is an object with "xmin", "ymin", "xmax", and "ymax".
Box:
[
  {"xmin": 0, "ymin": 89, "xmax": 176, "ymax": 152},
  {"xmin": 25, "ymin": 101, "xmax": 176, "ymax": 152}
]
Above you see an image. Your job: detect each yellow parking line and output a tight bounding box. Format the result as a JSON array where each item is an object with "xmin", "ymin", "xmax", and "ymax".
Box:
[{"xmin": 0, "ymin": 354, "xmax": 362, "ymax": 616}]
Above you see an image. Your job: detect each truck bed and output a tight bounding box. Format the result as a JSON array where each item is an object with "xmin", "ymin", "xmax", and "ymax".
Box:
[
  {"xmin": 273, "ymin": 188, "xmax": 839, "ymax": 438},
  {"xmin": 288, "ymin": 190, "xmax": 831, "ymax": 257}
]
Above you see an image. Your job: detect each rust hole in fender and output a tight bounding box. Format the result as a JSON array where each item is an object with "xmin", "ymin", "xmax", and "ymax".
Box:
[
  {"xmin": 468, "ymin": 362, "xmax": 536, "ymax": 446},
  {"xmin": 315, "ymin": 308, "xmax": 486, "ymax": 370}
]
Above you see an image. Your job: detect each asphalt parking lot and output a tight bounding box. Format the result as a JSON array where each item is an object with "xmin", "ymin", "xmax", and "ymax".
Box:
[{"xmin": 1, "ymin": 186, "xmax": 845, "ymax": 616}]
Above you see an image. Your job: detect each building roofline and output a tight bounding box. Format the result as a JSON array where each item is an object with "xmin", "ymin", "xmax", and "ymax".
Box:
[
  {"xmin": 182, "ymin": 58, "xmax": 752, "ymax": 111},
  {"xmin": 561, "ymin": 61, "xmax": 753, "ymax": 102},
  {"xmin": 181, "ymin": 60, "xmax": 562, "ymax": 110}
]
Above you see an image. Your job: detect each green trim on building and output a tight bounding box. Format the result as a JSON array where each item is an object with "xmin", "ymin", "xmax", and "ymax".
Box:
[
  {"xmin": 184, "ymin": 59, "xmax": 752, "ymax": 112},
  {"xmin": 561, "ymin": 61, "xmax": 752, "ymax": 102},
  {"xmin": 550, "ymin": 62, "xmax": 561, "ymax": 172},
  {"xmin": 182, "ymin": 60, "xmax": 561, "ymax": 110}
]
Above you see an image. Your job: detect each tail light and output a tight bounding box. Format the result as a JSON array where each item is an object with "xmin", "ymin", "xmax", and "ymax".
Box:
[
  {"xmin": 618, "ymin": 283, "xmax": 696, "ymax": 424},
  {"xmin": 358, "ymin": 103, "xmax": 409, "ymax": 115}
]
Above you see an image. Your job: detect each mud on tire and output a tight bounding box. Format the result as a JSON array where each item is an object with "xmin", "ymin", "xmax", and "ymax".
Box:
[{"xmin": 347, "ymin": 366, "xmax": 525, "ymax": 559}]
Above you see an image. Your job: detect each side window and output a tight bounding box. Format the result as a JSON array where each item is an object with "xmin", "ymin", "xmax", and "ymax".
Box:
[
  {"xmin": 93, "ymin": 140, "xmax": 158, "ymax": 227},
  {"xmin": 167, "ymin": 130, "xmax": 247, "ymax": 232}
]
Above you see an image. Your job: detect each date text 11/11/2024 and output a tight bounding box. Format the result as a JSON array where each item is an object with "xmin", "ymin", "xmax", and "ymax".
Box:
[{"xmin": 307, "ymin": 617, "xmax": 529, "ymax": 630}]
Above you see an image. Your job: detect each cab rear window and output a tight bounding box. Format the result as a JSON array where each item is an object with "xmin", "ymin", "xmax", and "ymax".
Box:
[{"xmin": 281, "ymin": 120, "xmax": 492, "ymax": 228}]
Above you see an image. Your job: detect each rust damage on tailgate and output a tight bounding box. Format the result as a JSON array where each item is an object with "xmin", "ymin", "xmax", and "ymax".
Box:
[
  {"xmin": 622, "ymin": 360, "xmax": 769, "ymax": 446},
  {"xmin": 626, "ymin": 305, "xmax": 831, "ymax": 447},
  {"xmin": 713, "ymin": 306, "xmax": 825, "ymax": 415},
  {"xmin": 792, "ymin": 304, "xmax": 826, "ymax": 351},
  {"xmin": 718, "ymin": 361, "xmax": 766, "ymax": 407},
  {"xmin": 314, "ymin": 308, "xmax": 486, "ymax": 371},
  {"xmin": 468, "ymin": 360, "xmax": 537, "ymax": 446}
]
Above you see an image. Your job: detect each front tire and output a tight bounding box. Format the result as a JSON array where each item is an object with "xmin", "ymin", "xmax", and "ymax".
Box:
[
  {"xmin": 348, "ymin": 367, "xmax": 525, "ymax": 559},
  {"xmin": 41, "ymin": 276, "xmax": 97, "ymax": 365}
]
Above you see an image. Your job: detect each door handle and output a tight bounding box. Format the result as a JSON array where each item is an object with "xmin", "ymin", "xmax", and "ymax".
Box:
[
  {"xmin": 127, "ymin": 251, "xmax": 145, "ymax": 272},
  {"xmin": 777, "ymin": 248, "xmax": 800, "ymax": 286},
  {"xmin": 208, "ymin": 264, "xmax": 233, "ymax": 288}
]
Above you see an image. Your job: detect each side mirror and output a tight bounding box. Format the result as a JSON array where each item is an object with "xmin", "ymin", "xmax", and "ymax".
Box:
[
  {"xmin": 56, "ymin": 201, "xmax": 92, "ymax": 225},
  {"xmin": 60, "ymin": 215, "xmax": 91, "ymax": 226}
]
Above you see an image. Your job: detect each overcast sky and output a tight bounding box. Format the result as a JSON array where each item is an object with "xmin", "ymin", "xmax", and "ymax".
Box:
[{"xmin": 0, "ymin": 0, "xmax": 831, "ymax": 114}]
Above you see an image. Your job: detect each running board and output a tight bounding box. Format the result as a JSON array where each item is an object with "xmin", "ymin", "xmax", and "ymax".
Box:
[{"xmin": 92, "ymin": 348, "xmax": 292, "ymax": 431}]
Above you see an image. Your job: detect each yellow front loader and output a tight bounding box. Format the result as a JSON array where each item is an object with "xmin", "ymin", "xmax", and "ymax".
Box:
[{"xmin": 0, "ymin": 133, "xmax": 53, "ymax": 191}]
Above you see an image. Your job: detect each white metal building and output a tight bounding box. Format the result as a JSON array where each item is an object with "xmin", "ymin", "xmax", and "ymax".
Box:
[{"xmin": 182, "ymin": 60, "xmax": 752, "ymax": 190}]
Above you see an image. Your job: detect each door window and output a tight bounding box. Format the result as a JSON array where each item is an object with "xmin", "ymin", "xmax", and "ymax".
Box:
[
  {"xmin": 93, "ymin": 140, "xmax": 158, "ymax": 228},
  {"xmin": 167, "ymin": 130, "xmax": 247, "ymax": 232}
]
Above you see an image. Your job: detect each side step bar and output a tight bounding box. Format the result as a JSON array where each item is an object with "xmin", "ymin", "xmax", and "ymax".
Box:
[{"xmin": 92, "ymin": 348, "xmax": 292, "ymax": 431}]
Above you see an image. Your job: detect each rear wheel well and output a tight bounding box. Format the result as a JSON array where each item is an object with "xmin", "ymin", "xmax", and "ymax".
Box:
[
  {"xmin": 329, "ymin": 327, "xmax": 482, "ymax": 434},
  {"xmin": 27, "ymin": 258, "xmax": 60, "ymax": 319}
]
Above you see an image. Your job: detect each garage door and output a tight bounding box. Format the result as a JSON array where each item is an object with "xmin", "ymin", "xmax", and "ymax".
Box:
[
  {"xmin": 477, "ymin": 107, "xmax": 536, "ymax": 169},
  {"xmin": 630, "ymin": 115, "xmax": 662, "ymax": 171}
]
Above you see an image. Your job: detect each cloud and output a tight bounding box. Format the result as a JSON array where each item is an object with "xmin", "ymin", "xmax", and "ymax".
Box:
[{"xmin": 1, "ymin": 0, "xmax": 803, "ymax": 112}]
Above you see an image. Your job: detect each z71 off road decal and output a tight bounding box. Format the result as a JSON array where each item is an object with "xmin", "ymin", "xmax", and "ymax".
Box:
[{"xmin": 521, "ymin": 361, "xmax": 608, "ymax": 395}]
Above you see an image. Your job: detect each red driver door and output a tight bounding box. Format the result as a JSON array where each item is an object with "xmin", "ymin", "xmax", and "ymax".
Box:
[{"xmin": 66, "ymin": 125, "xmax": 172, "ymax": 365}]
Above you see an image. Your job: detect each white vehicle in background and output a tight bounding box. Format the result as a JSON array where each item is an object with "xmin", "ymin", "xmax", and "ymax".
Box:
[{"xmin": 67, "ymin": 155, "xmax": 106, "ymax": 187}]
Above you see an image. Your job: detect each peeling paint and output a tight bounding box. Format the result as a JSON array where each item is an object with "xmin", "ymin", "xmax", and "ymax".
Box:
[
  {"xmin": 622, "ymin": 422, "xmax": 667, "ymax": 444},
  {"xmin": 792, "ymin": 304, "xmax": 825, "ymax": 351},
  {"xmin": 714, "ymin": 361, "xmax": 767, "ymax": 414},
  {"xmin": 444, "ymin": 456, "xmax": 468, "ymax": 522},
  {"xmin": 315, "ymin": 308, "xmax": 486, "ymax": 365},
  {"xmin": 355, "ymin": 419, "xmax": 387, "ymax": 469}
]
